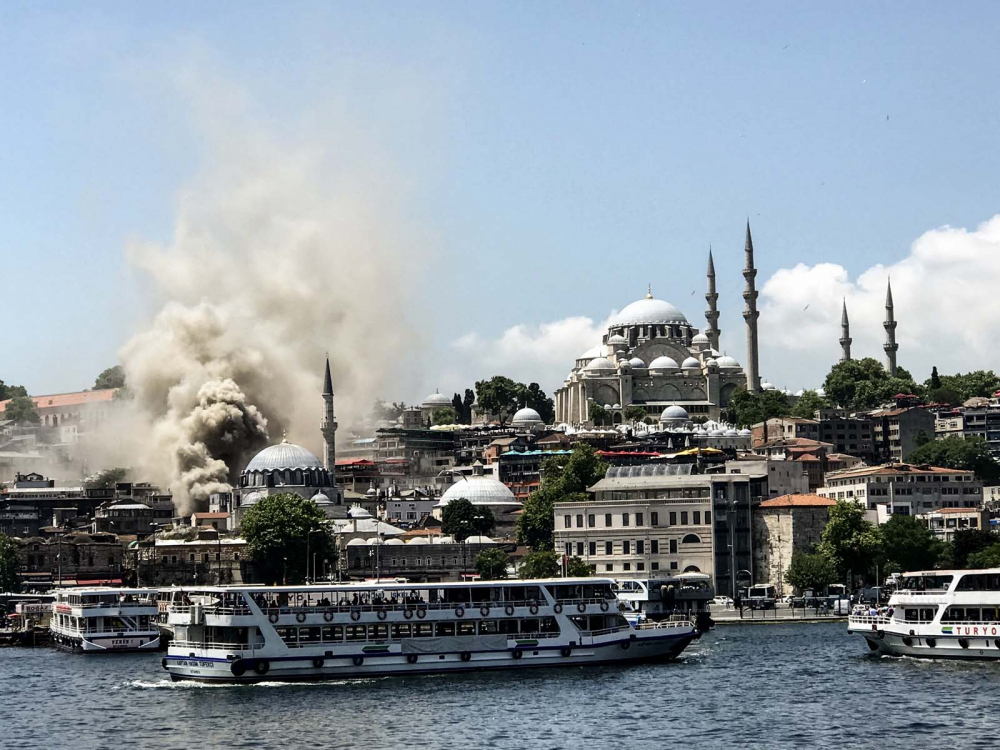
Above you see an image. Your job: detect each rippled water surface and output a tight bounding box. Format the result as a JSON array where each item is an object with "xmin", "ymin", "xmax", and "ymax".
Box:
[{"xmin": 2, "ymin": 622, "xmax": 997, "ymax": 749}]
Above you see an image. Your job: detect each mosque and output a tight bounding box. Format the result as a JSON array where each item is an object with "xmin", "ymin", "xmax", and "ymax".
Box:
[{"xmin": 555, "ymin": 223, "xmax": 774, "ymax": 427}]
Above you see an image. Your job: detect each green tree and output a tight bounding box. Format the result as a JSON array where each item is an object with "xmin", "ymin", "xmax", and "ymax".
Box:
[
  {"xmin": 474, "ymin": 548, "xmax": 510, "ymax": 580},
  {"xmin": 84, "ymin": 467, "xmax": 129, "ymax": 489},
  {"xmin": 818, "ymin": 500, "xmax": 882, "ymax": 581},
  {"xmin": 790, "ymin": 389, "xmax": 829, "ymax": 419},
  {"xmin": 914, "ymin": 430, "xmax": 932, "ymax": 448},
  {"xmin": 94, "ymin": 365, "xmax": 126, "ymax": 390},
  {"xmin": 624, "ymin": 405, "xmax": 647, "ymax": 423},
  {"xmin": 823, "ymin": 358, "xmax": 920, "ymax": 411},
  {"xmin": 784, "ymin": 551, "xmax": 838, "ymax": 593},
  {"xmin": 0, "ymin": 381, "xmax": 28, "ymax": 401},
  {"xmin": 908, "ymin": 436, "xmax": 1000, "ymax": 483},
  {"xmin": 588, "ymin": 403, "xmax": 610, "ymax": 426},
  {"xmin": 951, "ymin": 528, "xmax": 998, "ymax": 568},
  {"xmin": 727, "ymin": 388, "xmax": 790, "ymax": 430},
  {"xmin": 879, "ymin": 514, "xmax": 943, "ymax": 573},
  {"xmin": 518, "ymin": 550, "xmax": 560, "ymax": 579},
  {"xmin": 240, "ymin": 492, "xmax": 332, "ymax": 584},
  {"xmin": 0, "ymin": 534, "xmax": 21, "ymax": 592},
  {"xmin": 967, "ymin": 543, "xmax": 1000, "ymax": 569},
  {"xmin": 926, "ymin": 387, "xmax": 961, "ymax": 406},
  {"xmin": 3, "ymin": 395, "xmax": 39, "ymax": 425},
  {"xmin": 933, "ymin": 370, "xmax": 1000, "ymax": 403},
  {"xmin": 441, "ymin": 497, "xmax": 495, "ymax": 541},
  {"xmin": 371, "ymin": 399, "xmax": 405, "ymax": 422},
  {"xmin": 475, "ymin": 376, "xmax": 523, "ymax": 426},
  {"xmin": 451, "ymin": 393, "xmax": 466, "ymax": 423},
  {"xmin": 432, "ymin": 406, "xmax": 458, "ymax": 425},
  {"xmin": 565, "ymin": 556, "xmax": 594, "ymax": 577},
  {"xmin": 521, "ymin": 382, "xmax": 555, "ymax": 425},
  {"xmin": 929, "ymin": 366, "xmax": 942, "ymax": 390},
  {"xmin": 463, "ymin": 389, "xmax": 476, "ymax": 423}
]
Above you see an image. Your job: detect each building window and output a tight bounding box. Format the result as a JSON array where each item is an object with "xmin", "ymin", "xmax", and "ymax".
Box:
[
  {"xmin": 605, "ymin": 513, "xmax": 612, "ymax": 527},
  {"xmin": 669, "ymin": 539, "xmax": 677, "ymax": 554},
  {"xmin": 651, "ymin": 540, "xmax": 659, "ymax": 554},
  {"xmin": 651, "ymin": 562, "xmax": 659, "ymax": 571},
  {"xmin": 636, "ymin": 540, "xmax": 644, "ymax": 554},
  {"xmin": 588, "ymin": 514, "xmax": 595, "ymax": 528},
  {"xmin": 682, "ymin": 533, "xmax": 701, "ymax": 544},
  {"xmin": 576, "ymin": 514, "xmax": 584, "ymax": 528},
  {"xmin": 622, "ymin": 513, "xmax": 629, "ymax": 527},
  {"xmin": 564, "ymin": 515, "xmax": 571, "ymax": 529},
  {"xmin": 623, "ymin": 541, "xmax": 630, "ymax": 555},
  {"xmin": 565, "ymin": 542, "xmax": 572, "ymax": 556},
  {"xmin": 705, "ymin": 511, "xmax": 711, "ymax": 525},
  {"xmin": 576, "ymin": 542, "xmax": 584, "ymax": 556},
  {"xmin": 693, "ymin": 511, "xmax": 701, "ymax": 525},
  {"xmin": 670, "ymin": 561, "xmax": 678, "ymax": 570},
  {"xmin": 635, "ymin": 513, "xmax": 644, "ymax": 526},
  {"xmin": 589, "ymin": 542, "xmax": 596, "ymax": 556},
  {"xmin": 623, "ymin": 563, "xmax": 631, "ymax": 571},
  {"xmin": 669, "ymin": 511, "xmax": 677, "ymax": 525},
  {"xmin": 637, "ymin": 562, "xmax": 645, "ymax": 571},
  {"xmin": 605, "ymin": 541, "xmax": 612, "ymax": 555},
  {"xmin": 651, "ymin": 512, "xmax": 659, "ymax": 526},
  {"xmin": 605, "ymin": 564, "xmax": 614, "ymax": 572},
  {"xmin": 680, "ymin": 511, "xmax": 689, "ymax": 525}
]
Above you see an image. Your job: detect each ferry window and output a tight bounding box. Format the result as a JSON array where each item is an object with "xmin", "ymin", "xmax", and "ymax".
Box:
[
  {"xmin": 669, "ymin": 512, "xmax": 677, "ymax": 525},
  {"xmin": 605, "ymin": 541, "xmax": 612, "ymax": 555},
  {"xmin": 299, "ymin": 627, "xmax": 321, "ymax": 644},
  {"xmin": 540, "ymin": 617, "xmax": 559, "ymax": 634},
  {"xmin": 525, "ymin": 586, "xmax": 541, "ymax": 601},
  {"xmin": 605, "ymin": 513, "xmax": 612, "ymax": 527},
  {"xmin": 435, "ymin": 622, "xmax": 456, "ymax": 637},
  {"xmin": 346, "ymin": 625, "xmax": 367, "ymax": 641},
  {"xmin": 984, "ymin": 606, "xmax": 1000, "ymax": 621},
  {"xmin": 651, "ymin": 512, "xmax": 659, "ymax": 526},
  {"xmin": 479, "ymin": 620, "xmax": 499, "ymax": 635},
  {"xmin": 520, "ymin": 619, "xmax": 539, "ymax": 633},
  {"xmin": 391, "ymin": 624, "xmax": 411, "ymax": 639},
  {"xmin": 275, "ymin": 627, "xmax": 297, "ymax": 645},
  {"xmin": 322, "ymin": 626, "xmax": 343, "ymax": 642},
  {"xmin": 368, "ymin": 624, "xmax": 389, "ymax": 640},
  {"xmin": 457, "ymin": 622, "xmax": 476, "ymax": 636},
  {"xmin": 904, "ymin": 609, "xmax": 919, "ymax": 622},
  {"xmin": 498, "ymin": 619, "xmax": 519, "ymax": 635},
  {"xmin": 414, "ymin": 623, "xmax": 433, "ymax": 638},
  {"xmin": 920, "ymin": 609, "xmax": 935, "ymax": 622},
  {"xmin": 651, "ymin": 540, "xmax": 659, "ymax": 554}
]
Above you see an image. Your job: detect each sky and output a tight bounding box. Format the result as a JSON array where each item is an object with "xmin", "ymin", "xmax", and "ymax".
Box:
[{"xmin": 3, "ymin": 2, "xmax": 1000, "ymax": 411}]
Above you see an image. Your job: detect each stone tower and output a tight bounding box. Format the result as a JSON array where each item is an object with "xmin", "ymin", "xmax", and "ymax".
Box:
[
  {"xmin": 705, "ymin": 247, "xmax": 721, "ymax": 350},
  {"xmin": 321, "ymin": 355, "xmax": 338, "ymax": 472},
  {"xmin": 883, "ymin": 279, "xmax": 898, "ymax": 376},
  {"xmin": 742, "ymin": 221, "xmax": 761, "ymax": 392},
  {"xmin": 840, "ymin": 298, "xmax": 852, "ymax": 362}
]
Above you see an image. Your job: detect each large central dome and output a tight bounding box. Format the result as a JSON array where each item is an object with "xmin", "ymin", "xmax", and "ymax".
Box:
[
  {"xmin": 244, "ymin": 440, "xmax": 324, "ymax": 472},
  {"xmin": 612, "ymin": 296, "xmax": 688, "ymax": 327}
]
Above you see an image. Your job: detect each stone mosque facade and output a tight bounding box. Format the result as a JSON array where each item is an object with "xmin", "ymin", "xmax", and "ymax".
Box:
[{"xmin": 555, "ymin": 224, "xmax": 773, "ymax": 427}]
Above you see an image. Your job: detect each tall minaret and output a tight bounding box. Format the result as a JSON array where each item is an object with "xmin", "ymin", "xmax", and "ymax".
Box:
[
  {"xmin": 705, "ymin": 246, "xmax": 721, "ymax": 350},
  {"xmin": 742, "ymin": 221, "xmax": 761, "ymax": 392},
  {"xmin": 883, "ymin": 279, "xmax": 898, "ymax": 376},
  {"xmin": 321, "ymin": 355, "xmax": 338, "ymax": 471},
  {"xmin": 839, "ymin": 298, "xmax": 852, "ymax": 362}
]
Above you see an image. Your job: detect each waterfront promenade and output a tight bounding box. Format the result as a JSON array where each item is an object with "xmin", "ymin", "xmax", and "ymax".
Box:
[{"xmin": 711, "ymin": 602, "xmax": 847, "ymax": 625}]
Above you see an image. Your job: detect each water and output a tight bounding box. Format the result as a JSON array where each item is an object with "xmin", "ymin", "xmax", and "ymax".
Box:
[{"xmin": 2, "ymin": 621, "xmax": 997, "ymax": 749}]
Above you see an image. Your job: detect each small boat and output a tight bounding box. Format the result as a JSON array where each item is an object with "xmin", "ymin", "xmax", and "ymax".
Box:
[
  {"xmin": 51, "ymin": 588, "xmax": 160, "ymax": 652},
  {"xmin": 162, "ymin": 577, "xmax": 702, "ymax": 682},
  {"xmin": 847, "ymin": 568, "xmax": 1000, "ymax": 659}
]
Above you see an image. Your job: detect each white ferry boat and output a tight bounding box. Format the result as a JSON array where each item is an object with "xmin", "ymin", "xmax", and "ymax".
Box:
[
  {"xmin": 847, "ymin": 568, "xmax": 1000, "ymax": 659},
  {"xmin": 613, "ymin": 573, "xmax": 714, "ymax": 630},
  {"xmin": 162, "ymin": 578, "xmax": 701, "ymax": 682},
  {"xmin": 51, "ymin": 588, "xmax": 161, "ymax": 652}
]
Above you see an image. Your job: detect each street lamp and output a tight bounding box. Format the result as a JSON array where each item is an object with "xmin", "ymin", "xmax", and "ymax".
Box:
[{"xmin": 306, "ymin": 528, "xmax": 326, "ymax": 583}]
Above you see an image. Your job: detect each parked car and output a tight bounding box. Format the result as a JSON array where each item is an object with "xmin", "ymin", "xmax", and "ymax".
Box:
[{"xmin": 711, "ymin": 596, "xmax": 734, "ymax": 608}]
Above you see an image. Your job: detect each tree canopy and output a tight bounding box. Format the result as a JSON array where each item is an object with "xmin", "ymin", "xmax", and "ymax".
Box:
[
  {"xmin": 818, "ymin": 500, "xmax": 881, "ymax": 580},
  {"xmin": 823, "ymin": 358, "xmax": 919, "ymax": 411},
  {"xmin": 3, "ymin": 395, "xmax": 39, "ymax": 425},
  {"xmin": 926, "ymin": 370, "xmax": 1000, "ymax": 403},
  {"xmin": 908, "ymin": 436, "xmax": 1000, "ymax": 483},
  {"xmin": 0, "ymin": 534, "xmax": 20, "ymax": 593},
  {"xmin": 0, "ymin": 380, "xmax": 28, "ymax": 402},
  {"xmin": 967, "ymin": 543, "xmax": 1000, "ymax": 569},
  {"xmin": 432, "ymin": 406, "xmax": 458, "ymax": 425},
  {"xmin": 950, "ymin": 528, "xmax": 997, "ymax": 568},
  {"xmin": 474, "ymin": 376, "xmax": 554, "ymax": 426},
  {"xmin": 94, "ymin": 365, "xmax": 126, "ymax": 390},
  {"xmin": 441, "ymin": 497, "xmax": 495, "ymax": 541},
  {"xmin": 474, "ymin": 548, "xmax": 510, "ymax": 580},
  {"xmin": 84, "ymin": 467, "xmax": 129, "ymax": 489},
  {"xmin": 785, "ymin": 551, "xmax": 838, "ymax": 593},
  {"xmin": 623, "ymin": 405, "xmax": 646, "ymax": 423},
  {"xmin": 879, "ymin": 514, "xmax": 943, "ymax": 573},
  {"xmin": 565, "ymin": 556, "xmax": 593, "ymax": 577},
  {"xmin": 240, "ymin": 492, "xmax": 332, "ymax": 584},
  {"xmin": 726, "ymin": 388, "xmax": 790, "ymax": 428},
  {"xmin": 518, "ymin": 550, "xmax": 560, "ymax": 579},
  {"xmin": 588, "ymin": 402, "xmax": 610, "ymax": 426},
  {"xmin": 789, "ymin": 389, "xmax": 829, "ymax": 419},
  {"xmin": 371, "ymin": 399, "xmax": 405, "ymax": 422}
]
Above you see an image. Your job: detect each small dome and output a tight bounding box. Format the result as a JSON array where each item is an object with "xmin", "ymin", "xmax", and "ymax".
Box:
[
  {"xmin": 311, "ymin": 492, "xmax": 332, "ymax": 505},
  {"xmin": 612, "ymin": 403, "xmax": 621, "ymax": 409},
  {"xmin": 628, "ymin": 357, "xmax": 646, "ymax": 368},
  {"xmin": 681, "ymin": 357, "xmax": 700, "ymax": 369},
  {"xmin": 709, "ymin": 429, "xmax": 724, "ymax": 436},
  {"xmin": 607, "ymin": 334, "xmax": 629, "ymax": 347},
  {"xmin": 691, "ymin": 332, "xmax": 710, "ymax": 344},
  {"xmin": 406, "ymin": 537, "xmax": 429, "ymax": 545},
  {"xmin": 578, "ymin": 345, "xmax": 603, "ymax": 360},
  {"xmin": 422, "ymin": 391, "xmax": 452, "ymax": 408},
  {"xmin": 660, "ymin": 405, "xmax": 690, "ymax": 422},
  {"xmin": 438, "ymin": 475, "xmax": 519, "ymax": 507},
  {"xmin": 612, "ymin": 297, "xmax": 689, "ymax": 326},
  {"xmin": 347, "ymin": 505, "xmax": 373, "ymax": 519},
  {"xmin": 511, "ymin": 407, "xmax": 543, "ymax": 427},
  {"xmin": 464, "ymin": 535, "xmax": 495, "ymax": 544},
  {"xmin": 816, "ymin": 387, "xmax": 826, "ymax": 397},
  {"xmin": 761, "ymin": 381, "xmax": 776, "ymax": 390},
  {"xmin": 244, "ymin": 441, "xmax": 324, "ymax": 473},
  {"xmin": 365, "ymin": 537, "xmax": 384, "ymax": 545},
  {"xmin": 346, "ymin": 538, "xmax": 368, "ymax": 547},
  {"xmin": 738, "ymin": 428, "xmax": 752, "ymax": 436},
  {"xmin": 648, "ymin": 356, "xmax": 680, "ymax": 370},
  {"xmin": 384, "ymin": 538, "xmax": 405, "ymax": 546},
  {"xmin": 715, "ymin": 355, "xmax": 741, "ymax": 369},
  {"xmin": 433, "ymin": 536, "xmax": 456, "ymax": 545},
  {"xmin": 794, "ymin": 389, "xmax": 805, "ymax": 397},
  {"xmin": 706, "ymin": 358, "xmax": 718, "ymax": 368},
  {"xmin": 724, "ymin": 429, "xmax": 739, "ymax": 437},
  {"xmin": 584, "ymin": 357, "xmax": 615, "ymax": 372},
  {"xmin": 241, "ymin": 491, "xmax": 263, "ymax": 507}
]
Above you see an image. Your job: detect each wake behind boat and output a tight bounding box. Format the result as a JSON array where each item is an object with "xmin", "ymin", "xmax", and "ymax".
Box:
[{"xmin": 162, "ymin": 578, "xmax": 703, "ymax": 682}]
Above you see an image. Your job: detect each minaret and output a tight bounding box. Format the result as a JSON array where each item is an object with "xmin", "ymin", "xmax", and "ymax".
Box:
[
  {"xmin": 705, "ymin": 247, "xmax": 721, "ymax": 350},
  {"xmin": 883, "ymin": 279, "xmax": 898, "ymax": 376},
  {"xmin": 742, "ymin": 221, "xmax": 761, "ymax": 392},
  {"xmin": 321, "ymin": 355, "xmax": 338, "ymax": 472},
  {"xmin": 839, "ymin": 298, "xmax": 852, "ymax": 362}
]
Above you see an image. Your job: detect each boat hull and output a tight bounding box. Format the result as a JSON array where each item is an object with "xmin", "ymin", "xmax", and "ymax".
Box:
[
  {"xmin": 52, "ymin": 631, "xmax": 161, "ymax": 653},
  {"xmin": 851, "ymin": 624, "xmax": 1000, "ymax": 660},
  {"xmin": 165, "ymin": 631, "xmax": 697, "ymax": 683}
]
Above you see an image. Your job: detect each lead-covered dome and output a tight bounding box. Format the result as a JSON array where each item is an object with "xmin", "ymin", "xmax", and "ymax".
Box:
[
  {"xmin": 422, "ymin": 391, "xmax": 452, "ymax": 408},
  {"xmin": 681, "ymin": 357, "xmax": 700, "ymax": 369},
  {"xmin": 511, "ymin": 407, "xmax": 544, "ymax": 427},
  {"xmin": 584, "ymin": 357, "xmax": 615, "ymax": 372},
  {"xmin": 715, "ymin": 355, "xmax": 741, "ymax": 369},
  {"xmin": 660, "ymin": 405, "xmax": 690, "ymax": 422},
  {"xmin": 436, "ymin": 476, "xmax": 519, "ymax": 508},
  {"xmin": 245, "ymin": 441, "xmax": 324, "ymax": 472},
  {"xmin": 648, "ymin": 356, "xmax": 680, "ymax": 370},
  {"xmin": 611, "ymin": 297, "xmax": 688, "ymax": 327}
]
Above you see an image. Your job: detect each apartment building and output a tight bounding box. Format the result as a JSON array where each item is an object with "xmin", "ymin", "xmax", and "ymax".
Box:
[{"xmin": 817, "ymin": 463, "xmax": 983, "ymax": 517}]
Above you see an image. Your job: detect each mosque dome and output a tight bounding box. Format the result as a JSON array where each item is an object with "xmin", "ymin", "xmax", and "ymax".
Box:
[
  {"xmin": 346, "ymin": 538, "xmax": 367, "ymax": 547},
  {"xmin": 660, "ymin": 405, "xmax": 690, "ymax": 422},
  {"xmin": 761, "ymin": 382, "xmax": 776, "ymax": 391},
  {"xmin": 612, "ymin": 297, "xmax": 688, "ymax": 327},
  {"xmin": 347, "ymin": 505, "xmax": 373, "ymax": 519},
  {"xmin": 384, "ymin": 538, "xmax": 405, "ymax": 546},
  {"xmin": 578, "ymin": 345, "xmax": 603, "ymax": 360},
  {"xmin": 691, "ymin": 332, "xmax": 710, "ymax": 345},
  {"xmin": 437, "ymin": 474, "xmax": 519, "ymax": 508},
  {"xmin": 433, "ymin": 536, "xmax": 456, "ymax": 545},
  {"xmin": 607, "ymin": 334, "xmax": 629, "ymax": 347},
  {"xmin": 245, "ymin": 441, "xmax": 324, "ymax": 473},
  {"xmin": 464, "ymin": 535, "xmax": 495, "ymax": 544},
  {"xmin": 628, "ymin": 357, "xmax": 646, "ymax": 368},
  {"xmin": 511, "ymin": 407, "xmax": 544, "ymax": 427},
  {"xmin": 584, "ymin": 357, "xmax": 615, "ymax": 372},
  {"xmin": 311, "ymin": 492, "xmax": 332, "ymax": 506},
  {"xmin": 724, "ymin": 429, "xmax": 739, "ymax": 437},
  {"xmin": 406, "ymin": 537, "xmax": 429, "ymax": 545},
  {"xmin": 648, "ymin": 356, "xmax": 680, "ymax": 370},
  {"xmin": 706, "ymin": 358, "xmax": 719, "ymax": 368},
  {"xmin": 715, "ymin": 355, "xmax": 741, "ymax": 369},
  {"xmin": 617, "ymin": 359, "xmax": 631, "ymax": 371},
  {"xmin": 738, "ymin": 428, "xmax": 752, "ymax": 436},
  {"xmin": 681, "ymin": 357, "xmax": 700, "ymax": 369},
  {"xmin": 241, "ymin": 491, "xmax": 263, "ymax": 507},
  {"xmin": 422, "ymin": 391, "xmax": 452, "ymax": 408}
]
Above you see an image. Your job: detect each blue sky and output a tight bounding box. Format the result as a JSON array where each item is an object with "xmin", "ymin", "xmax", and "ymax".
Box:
[{"xmin": 3, "ymin": 2, "xmax": 1000, "ymax": 401}]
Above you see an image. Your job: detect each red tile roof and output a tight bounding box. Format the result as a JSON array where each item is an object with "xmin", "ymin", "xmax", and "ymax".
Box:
[
  {"xmin": 760, "ymin": 494, "xmax": 836, "ymax": 508},
  {"xmin": 0, "ymin": 389, "xmax": 116, "ymax": 412}
]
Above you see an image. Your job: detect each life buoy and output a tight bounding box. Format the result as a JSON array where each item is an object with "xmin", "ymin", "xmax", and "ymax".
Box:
[
  {"xmin": 560, "ymin": 647, "xmax": 572, "ymax": 658},
  {"xmin": 926, "ymin": 637, "xmax": 937, "ymax": 648},
  {"xmin": 529, "ymin": 604, "xmax": 539, "ymax": 615},
  {"xmin": 577, "ymin": 602, "xmax": 586, "ymax": 613},
  {"xmin": 620, "ymin": 641, "xmax": 631, "ymax": 651},
  {"xmin": 352, "ymin": 656, "xmax": 364, "ymax": 667},
  {"xmin": 161, "ymin": 658, "xmax": 168, "ymax": 670},
  {"xmin": 416, "ymin": 608, "xmax": 427, "ymax": 619},
  {"xmin": 600, "ymin": 601, "xmax": 609, "ymax": 612},
  {"xmin": 959, "ymin": 638, "xmax": 970, "ymax": 649},
  {"xmin": 455, "ymin": 606, "xmax": 465, "ymax": 618},
  {"xmin": 902, "ymin": 636, "xmax": 913, "ymax": 647},
  {"xmin": 505, "ymin": 604, "xmax": 515, "ymax": 616},
  {"xmin": 377, "ymin": 609, "xmax": 387, "ymax": 621},
  {"xmin": 296, "ymin": 612, "xmax": 306, "ymax": 623},
  {"xmin": 512, "ymin": 649, "xmax": 523, "ymax": 659},
  {"xmin": 231, "ymin": 659, "xmax": 246, "ymax": 676},
  {"xmin": 254, "ymin": 660, "xmax": 270, "ymax": 675},
  {"xmin": 324, "ymin": 610, "xmax": 335, "ymax": 622},
  {"xmin": 460, "ymin": 651, "xmax": 472, "ymax": 662},
  {"xmin": 350, "ymin": 609, "xmax": 361, "ymax": 621},
  {"xmin": 312, "ymin": 657, "xmax": 324, "ymax": 669},
  {"xmin": 404, "ymin": 608, "xmax": 414, "ymax": 620},
  {"xmin": 994, "ymin": 639, "xmax": 1000, "ymax": 649},
  {"xmin": 268, "ymin": 612, "xmax": 279, "ymax": 624},
  {"xmin": 553, "ymin": 603, "xmax": 563, "ymax": 614},
  {"xmin": 480, "ymin": 606, "xmax": 490, "ymax": 617},
  {"xmin": 407, "ymin": 654, "xmax": 418, "ymax": 664}
]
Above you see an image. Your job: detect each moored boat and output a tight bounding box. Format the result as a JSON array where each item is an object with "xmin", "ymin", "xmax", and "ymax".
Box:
[
  {"xmin": 162, "ymin": 578, "xmax": 702, "ymax": 682},
  {"xmin": 51, "ymin": 588, "xmax": 160, "ymax": 652},
  {"xmin": 847, "ymin": 568, "xmax": 1000, "ymax": 659}
]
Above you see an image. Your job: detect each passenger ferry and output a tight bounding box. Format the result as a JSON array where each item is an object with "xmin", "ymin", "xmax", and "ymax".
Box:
[
  {"xmin": 612, "ymin": 573, "xmax": 714, "ymax": 629},
  {"xmin": 51, "ymin": 588, "xmax": 160, "ymax": 652},
  {"xmin": 162, "ymin": 578, "xmax": 702, "ymax": 682},
  {"xmin": 847, "ymin": 568, "xmax": 1000, "ymax": 659}
]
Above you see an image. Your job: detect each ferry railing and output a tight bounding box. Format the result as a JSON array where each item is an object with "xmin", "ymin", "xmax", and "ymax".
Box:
[
  {"xmin": 847, "ymin": 614, "xmax": 892, "ymax": 626},
  {"xmin": 240, "ymin": 598, "xmax": 590, "ymax": 618},
  {"xmin": 171, "ymin": 639, "xmax": 260, "ymax": 653},
  {"xmin": 259, "ymin": 629, "xmax": 562, "ymax": 649}
]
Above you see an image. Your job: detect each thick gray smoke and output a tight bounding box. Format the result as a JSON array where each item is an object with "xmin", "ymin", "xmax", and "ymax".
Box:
[{"xmin": 109, "ymin": 112, "xmax": 427, "ymax": 515}]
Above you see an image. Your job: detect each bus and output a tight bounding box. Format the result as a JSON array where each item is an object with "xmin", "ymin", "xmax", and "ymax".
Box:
[{"xmin": 744, "ymin": 584, "xmax": 776, "ymax": 610}]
